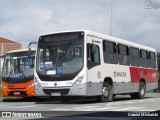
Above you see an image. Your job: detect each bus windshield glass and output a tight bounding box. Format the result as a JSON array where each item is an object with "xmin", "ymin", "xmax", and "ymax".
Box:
[
  {"xmin": 37, "ymin": 32, "xmax": 84, "ymax": 76},
  {"xmin": 3, "ymin": 51, "xmax": 35, "ymax": 78}
]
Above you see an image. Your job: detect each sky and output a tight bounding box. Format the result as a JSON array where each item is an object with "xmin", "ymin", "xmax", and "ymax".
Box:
[{"xmin": 0, "ymin": 0, "xmax": 160, "ymax": 51}]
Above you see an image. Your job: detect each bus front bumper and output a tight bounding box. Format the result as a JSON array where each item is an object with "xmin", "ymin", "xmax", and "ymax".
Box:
[
  {"xmin": 2, "ymin": 87, "xmax": 36, "ymax": 97},
  {"xmin": 35, "ymin": 83, "xmax": 88, "ymax": 96}
]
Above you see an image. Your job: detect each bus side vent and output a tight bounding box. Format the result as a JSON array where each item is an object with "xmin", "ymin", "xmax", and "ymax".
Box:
[{"xmin": 97, "ymin": 71, "xmax": 101, "ymax": 79}]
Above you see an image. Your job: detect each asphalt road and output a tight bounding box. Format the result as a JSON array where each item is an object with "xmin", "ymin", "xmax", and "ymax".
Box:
[{"xmin": 0, "ymin": 93, "xmax": 160, "ymax": 120}]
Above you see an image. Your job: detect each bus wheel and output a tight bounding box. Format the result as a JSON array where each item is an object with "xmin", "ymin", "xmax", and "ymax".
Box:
[
  {"xmin": 98, "ymin": 82, "xmax": 113, "ymax": 102},
  {"xmin": 138, "ymin": 81, "xmax": 146, "ymax": 99},
  {"xmin": 130, "ymin": 81, "xmax": 146, "ymax": 99}
]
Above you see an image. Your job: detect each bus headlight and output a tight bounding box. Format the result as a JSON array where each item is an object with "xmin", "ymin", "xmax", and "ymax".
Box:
[
  {"xmin": 28, "ymin": 83, "xmax": 35, "ymax": 88},
  {"xmin": 1, "ymin": 83, "xmax": 7, "ymax": 89},
  {"xmin": 73, "ymin": 75, "xmax": 84, "ymax": 86}
]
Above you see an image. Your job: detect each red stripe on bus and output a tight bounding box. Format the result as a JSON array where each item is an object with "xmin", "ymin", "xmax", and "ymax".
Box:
[{"xmin": 130, "ymin": 67, "xmax": 158, "ymax": 83}]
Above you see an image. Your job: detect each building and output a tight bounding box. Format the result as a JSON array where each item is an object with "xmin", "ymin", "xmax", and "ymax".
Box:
[
  {"xmin": 0, "ymin": 37, "xmax": 22, "ymax": 56},
  {"xmin": 0, "ymin": 37, "xmax": 22, "ymax": 71}
]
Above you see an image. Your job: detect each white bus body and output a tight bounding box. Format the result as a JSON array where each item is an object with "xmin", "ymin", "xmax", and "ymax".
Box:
[{"xmin": 34, "ymin": 30, "xmax": 158, "ymax": 102}]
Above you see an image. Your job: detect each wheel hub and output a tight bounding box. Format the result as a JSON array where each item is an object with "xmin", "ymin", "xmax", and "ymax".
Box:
[
  {"xmin": 102, "ymin": 87, "xmax": 109, "ymax": 98},
  {"xmin": 140, "ymin": 86, "xmax": 145, "ymax": 96}
]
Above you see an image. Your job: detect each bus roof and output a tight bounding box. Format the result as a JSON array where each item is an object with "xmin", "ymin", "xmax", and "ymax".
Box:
[
  {"xmin": 86, "ymin": 30, "xmax": 156, "ymax": 52},
  {"xmin": 6, "ymin": 48, "xmax": 36, "ymax": 54},
  {"xmin": 40, "ymin": 30, "xmax": 156, "ymax": 52}
]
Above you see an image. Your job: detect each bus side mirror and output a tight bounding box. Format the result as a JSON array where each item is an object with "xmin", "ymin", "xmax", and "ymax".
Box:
[
  {"xmin": 28, "ymin": 41, "xmax": 37, "ymax": 58},
  {"xmin": 28, "ymin": 48, "xmax": 31, "ymax": 58}
]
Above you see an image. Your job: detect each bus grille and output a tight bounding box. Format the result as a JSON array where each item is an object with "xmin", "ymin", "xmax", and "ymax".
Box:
[{"xmin": 42, "ymin": 89, "xmax": 70, "ymax": 95}]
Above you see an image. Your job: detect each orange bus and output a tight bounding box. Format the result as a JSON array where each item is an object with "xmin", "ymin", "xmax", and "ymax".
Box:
[{"xmin": 1, "ymin": 48, "xmax": 36, "ymax": 98}]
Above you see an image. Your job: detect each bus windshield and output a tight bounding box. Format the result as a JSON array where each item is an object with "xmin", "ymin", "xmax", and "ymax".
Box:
[
  {"xmin": 3, "ymin": 51, "xmax": 35, "ymax": 78},
  {"xmin": 37, "ymin": 32, "xmax": 84, "ymax": 76}
]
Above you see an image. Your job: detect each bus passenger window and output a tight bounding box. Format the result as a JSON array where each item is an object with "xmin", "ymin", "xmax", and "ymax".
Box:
[
  {"xmin": 149, "ymin": 52, "xmax": 156, "ymax": 69},
  {"xmin": 118, "ymin": 44, "xmax": 130, "ymax": 66},
  {"xmin": 130, "ymin": 47, "xmax": 140, "ymax": 67},
  {"xmin": 103, "ymin": 40, "xmax": 118, "ymax": 64},
  {"xmin": 140, "ymin": 50, "xmax": 149, "ymax": 68}
]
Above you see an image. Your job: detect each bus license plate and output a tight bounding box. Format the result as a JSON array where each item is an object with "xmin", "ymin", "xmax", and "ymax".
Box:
[
  {"xmin": 14, "ymin": 92, "xmax": 20, "ymax": 95},
  {"xmin": 51, "ymin": 92, "xmax": 61, "ymax": 96}
]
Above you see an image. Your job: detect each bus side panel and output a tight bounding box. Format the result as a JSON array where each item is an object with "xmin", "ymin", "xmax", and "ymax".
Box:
[
  {"xmin": 130, "ymin": 67, "xmax": 158, "ymax": 91},
  {"xmin": 87, "ymin": 66, "xmax": 103, "ymax": 96},
  {"xmin": 146, "ymin": 83, "xmax": 158, "ymax": 91},
  {"xmin": 113, "ymin": 82, "xmax": 139, "ymax": 94},
  {"xmin": 103, "ymin": 65, "xmax": 139, "ymax": 94},
  {"xmin": 130, "ymin": 67, "xmax": 158, "ymax": 83}
]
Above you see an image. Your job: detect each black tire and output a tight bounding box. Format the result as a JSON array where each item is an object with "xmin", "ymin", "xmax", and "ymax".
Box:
[
  {"xmin": 130, "ymin": 81, "xmax": 146, "ymax": 99},
  {"xmin": 97, "ymin": 82, "xmax": 113, "ymax": 102},
  {"xmin": 138, "ymin": 82, "xmax": 146, "ymax": 99}
]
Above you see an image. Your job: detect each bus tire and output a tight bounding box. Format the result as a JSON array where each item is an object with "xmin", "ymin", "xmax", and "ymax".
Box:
[
  {"xmin": 98, "ymin": 82, "xmax": 113, "ymax": 102},
  {"xmin": 138, "ymin": 81, "xmax": 146, "ymax": 99},
  {"xmin": 130, "ymin": 81, "xmax": 146, "ymax": 99}
]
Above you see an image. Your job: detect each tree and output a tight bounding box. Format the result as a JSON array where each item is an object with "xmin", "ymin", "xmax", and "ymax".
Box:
[
  {"xmin": 157, "ymin": 52, "xmax": 160, "ymax": 70},
  {"xmin": 157, "ymin": 52, "xmax": 160, "ymax": 84}
]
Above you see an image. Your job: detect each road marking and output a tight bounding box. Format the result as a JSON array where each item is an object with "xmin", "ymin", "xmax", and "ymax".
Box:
[
  {"xmin": 51, "ymin": 105, "xmax": 153, "ymax": 112},
  {"xmin": 50, "ymin": 106, "xmax": 122, "ymax": 111},
  {"xmin": 115, "ymin": 107, "xmax": 146, "ymax": 111},
  {"xmin": 110, "ymin": 98, "xmax": 160, "ymax": 106},
  {"xmin": 6, "ymin": 105, "xmax": 36, "ymax": 109},
  {"xmin": 3, "ymin": 105, "xmax": 35, "ymax": 109},
  {"xmin": 136, "ymin": 109, "xmax": 155, "ymax": 111},
  {"xmin": 90, "ymin": 107, "xmax": 122, "ymax": 111},
  {"xmin": 0, "ymin": 97, "xmax": 160, "ymax": 112},
  {"xmin": 0, "ymin": 105, "xmax": 9, "ymax": 107}
]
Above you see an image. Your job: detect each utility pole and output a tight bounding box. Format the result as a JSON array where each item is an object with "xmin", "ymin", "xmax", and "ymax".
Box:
[{"xmin": 110, "ymin": 0, "xmax": 113, "ymax": 36}]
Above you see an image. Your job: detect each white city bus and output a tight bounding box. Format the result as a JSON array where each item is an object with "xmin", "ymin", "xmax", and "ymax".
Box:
[{"xmin": 32, "ymin": 30, "xmax": 158, "ymax": 102}]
